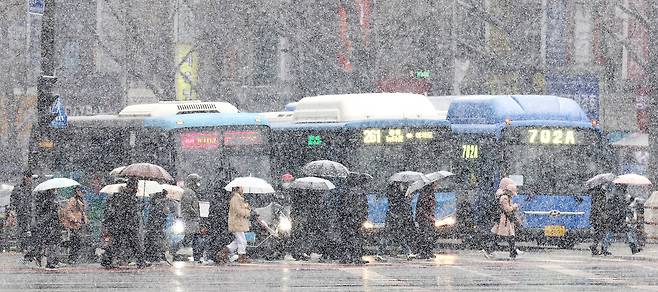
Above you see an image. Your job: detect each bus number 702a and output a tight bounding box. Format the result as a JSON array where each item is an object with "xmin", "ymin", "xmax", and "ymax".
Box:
[
  {"xmin": 527, "ymin": 129, "xmax": 576, "ymax": 145},
  {"xmin": 462, "ymin": 144, "xmax": 479, "ymax": 159}
]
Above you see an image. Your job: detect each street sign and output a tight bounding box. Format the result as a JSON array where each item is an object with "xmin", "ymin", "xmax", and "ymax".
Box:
[
  {"xmin": 28, "ymin": 0, "xmax": 45, "ymax": 15},
  {"xmin": 50, "ymin": 95, "xmax": 68, "ymax": 128},
  {"xmin": 415, "ymin": 70, "xmax": 431, "ymax": 79}
]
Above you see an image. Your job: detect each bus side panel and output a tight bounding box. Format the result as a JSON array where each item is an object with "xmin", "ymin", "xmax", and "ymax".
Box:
[
  {"xmin": 367, "ymin": 194, "xmax": 388, "ymax": 226},
  {"xmin": 514, "ymin": 195, "xmax": 592, "ymax": 230},
  {"xmin": 435, "ymin": 192, "xmax": 456, "ymax": 220}
]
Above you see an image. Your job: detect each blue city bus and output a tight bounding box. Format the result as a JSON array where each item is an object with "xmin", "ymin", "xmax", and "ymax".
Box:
[
  {"xmin": 268, "ymin": 93, "xmax": 457, "ymax": 239},
  {"xmin": 445, "ymin": 95, "xmax": 613, "ymax": 247},
  {"xmin": 43, "ymin": 101, "xmax": 271, "ymax": 251}
]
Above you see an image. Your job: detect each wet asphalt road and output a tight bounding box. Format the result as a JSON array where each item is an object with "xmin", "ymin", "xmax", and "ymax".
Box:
[{"xmin": 1, "ymin": 243, "xmax": 657, "ymax": 292}]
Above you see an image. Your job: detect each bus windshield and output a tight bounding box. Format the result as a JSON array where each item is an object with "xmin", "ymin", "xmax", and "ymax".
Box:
[
  {"xmin": 348, "ymin": 130, "xmax": 453, "ymax": 193},
  {"xmin": 175, "ymin": 128, "xmax": 271, "ymax": 188},
  {"xmin": 502, "ymin": 127, "xmax": 604, "ymax": 195}
]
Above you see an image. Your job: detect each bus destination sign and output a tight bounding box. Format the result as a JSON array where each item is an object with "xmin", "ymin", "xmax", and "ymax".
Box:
[{"xmin": 362, "ymin": 128, "xmax": 434, "ymax": 144}]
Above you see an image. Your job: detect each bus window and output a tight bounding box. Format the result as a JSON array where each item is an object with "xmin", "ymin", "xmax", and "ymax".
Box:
[
  {"xmin": 503, "ymin": 127, "xmax": 606, "ymax": 195},
  {"xmin": 348, "ymin": 144, "xmax": 405, "ymax": 192}
]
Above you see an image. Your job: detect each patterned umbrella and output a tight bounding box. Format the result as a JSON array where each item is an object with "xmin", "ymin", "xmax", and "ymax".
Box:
[
  {"xmin": 302, "ymin": 160, "xmax": 350, "ymax": 178},
  {"xmin": 118, "ymin": 163, "xmax": 174, "ymax": 184}
]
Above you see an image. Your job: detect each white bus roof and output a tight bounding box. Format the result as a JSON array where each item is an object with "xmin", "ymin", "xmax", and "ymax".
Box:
[
  {"xmin": 118, "ymin": 100, "xmax": 239, "ymax": 117},
  {"xmin": 292, "ymin": 93, "xmax": 441, "ymax": 122},
  {"xmin": 261, "ymin": 111, "xmax": 294, "ymax": 123},
  {"xmin": 427, "ymin": 96, "xmax": 456, "ymax": 119}
]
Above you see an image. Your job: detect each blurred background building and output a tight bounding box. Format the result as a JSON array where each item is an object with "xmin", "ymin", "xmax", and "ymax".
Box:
[{"xmin": 0, "ymin": 0, "xmax": 652, "ymax": 179}]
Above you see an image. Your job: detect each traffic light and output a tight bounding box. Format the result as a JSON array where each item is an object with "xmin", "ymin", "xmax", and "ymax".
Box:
[{"xmin": 37, "ymin": 75, "xmax": 58, "ymax": 127}]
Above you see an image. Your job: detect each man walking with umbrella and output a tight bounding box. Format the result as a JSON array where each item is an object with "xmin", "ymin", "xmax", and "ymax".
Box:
[
  {"xmin": 28, "ymin": 189, "xmax": 64, "ymax": 268},
  {"xmin": 416, "ymin": 181, "xmax": 440, "ymax": 259},
  {"xmin": 101, "ymin": 178, "xmax": 147, "ymax": 268},
  {"xmin": 181, "ymin": 174, "xmax": 203, "ymax": 262},
  {"xmin": 338, "ymin": 173, "xmax": 370, "ymax": 264}
]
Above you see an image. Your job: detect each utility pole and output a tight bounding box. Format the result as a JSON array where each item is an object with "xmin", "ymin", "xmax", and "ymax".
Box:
[
  {"xmin": 27, "ymin": 0, "xmax": 58, "ymax": 174},
  {"xmin": 646, "ymin": 2, "xmax": 658, "ymax": 190}
]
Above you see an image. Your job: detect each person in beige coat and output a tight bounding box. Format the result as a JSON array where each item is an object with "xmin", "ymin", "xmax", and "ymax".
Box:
[
  {"xmin": 59, "ymin": 187, "xmax": 88, "ymax": 264},
  {"xmin": 219, "ymin": 187, "xmax": 252, "ymax": 264},
  {"xmin": 489, "ymin": 182, "xmax": 520, "ymax": 259}
]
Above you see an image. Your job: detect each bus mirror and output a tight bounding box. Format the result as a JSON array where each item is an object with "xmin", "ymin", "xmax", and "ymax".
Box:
[{"xmin": 508, "ymin": 175, "xmax": 524, "ymax": 186}]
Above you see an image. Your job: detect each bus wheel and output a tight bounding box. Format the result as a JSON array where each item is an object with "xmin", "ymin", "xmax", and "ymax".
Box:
[{"xmin": 557, "ymin": 238, "xmax": 575, "ymax": 249}]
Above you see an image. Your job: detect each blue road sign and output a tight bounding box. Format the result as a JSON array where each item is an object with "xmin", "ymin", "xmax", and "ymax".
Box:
[
  {"xmin": 50, "ymin": 95, "xmax": 68, "ymax": 128},
  {"xmin": 28, "ymin": 0, "xmax": 45, "ymax": 15}
]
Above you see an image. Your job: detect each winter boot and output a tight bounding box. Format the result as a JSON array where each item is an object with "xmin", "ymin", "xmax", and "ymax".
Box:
[
  {"xmin": 237, "ymin": 254, "xmax": 251, "ymax": 264},
  {"xmin": 630, "ymin": 243, "xmax": 640, "ymax": 255},
  {"xmin": 215, "ymin": 247, "xmax": 229, "ymax": 264}
]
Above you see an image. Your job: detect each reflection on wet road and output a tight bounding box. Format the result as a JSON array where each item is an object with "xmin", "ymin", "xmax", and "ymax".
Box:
[{"xmin": 1, "ymin": 244, "xmax": 657, "ymax": 291}]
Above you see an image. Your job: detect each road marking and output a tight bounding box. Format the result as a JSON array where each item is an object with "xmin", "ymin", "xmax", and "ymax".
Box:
[
  {"xmin": 452, "ymin": 265, "xmax": 519, "ymax": 285},
  {"xmin": 539, "ymin": 264, "xmax": 625, "ymax": 285},
  {"xmin": 339, "ymin": 267, "xmax": 433, "ymax": 291}
]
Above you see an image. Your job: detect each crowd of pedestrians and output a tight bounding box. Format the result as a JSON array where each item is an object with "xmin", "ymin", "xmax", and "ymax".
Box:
[{"xmin": 5, "ymin": 166, "xmax": 648, "ymax": 269}]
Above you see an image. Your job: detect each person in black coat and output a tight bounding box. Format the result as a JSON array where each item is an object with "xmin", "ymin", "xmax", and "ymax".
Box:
[
  {"xmin": 144, "ymin": 190, "xmax": 168, "ymax": 262},
  {"xmin": 207, "ymin": 179, "xmax": 232, "ymax": 264},
  {"xmin": 338, "ymin": 173, "xmax": 370, "ymax": 264},
  {"xmin": 290, "ymin": 189, "xmax": 325, "ymax": 260},
  {"xmin": 589, "ymin": 184, "xmax": 609, "ymax": 255},
  {"xmin": 101, "ymin": 178, "xmax": 147, "ymax": 268},
  {"xmin": 26, "ymin": 189, "xmax": 62, "ymax": 268},
  {"xmin": 380, "ymin": 181, "xmax": 416, "ymax": 257},
  {"xmin": 11, "ymin": 171, "xmax": 33, "ymax": 251},
  {"xmin": 602, "ymin": 185, "xmax": 641, "ymax": 255}
]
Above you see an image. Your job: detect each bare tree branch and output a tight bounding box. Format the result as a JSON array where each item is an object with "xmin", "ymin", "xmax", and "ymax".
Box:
[
  {"xmin": 600, "ymin": 24, "xmax": 648, "ymax": 72},
  {"xmin": 616, "ymin": 2, "xmax": 654, "ymax": 33}
]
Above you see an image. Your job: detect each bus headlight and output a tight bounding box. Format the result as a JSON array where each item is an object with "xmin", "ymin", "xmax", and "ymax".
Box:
[
  {"xmin": 435, "ymin": 215, "xmax": 456, "ymax": 228},
  {"xmin": 362, "ymin": 220, "xmax": 375, "ymax": 229},
  {"xmin": 172, "ymin": 219, "xmax": 185, "ymax": 234},
  {"xmin": 278, "ymin": 216, "xmax": 292, "ymax": 233}
]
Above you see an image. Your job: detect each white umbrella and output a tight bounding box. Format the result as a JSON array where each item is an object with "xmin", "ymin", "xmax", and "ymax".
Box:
[
  {"xmin": 224, "ymin": 177, "xmax": 275, "ymax": 194},
  {"xmin": 288, "ymin": 177, "xmax": 336, "ymax": 191},
  {"xmin": 426, "ymin": 171, "xmax": 454, "ymax": 182},
  {"xmin": 613, "ymin": 174, "xmax": 652, "ymax": 186},
  {"xmin": 0, "ymin": 184, "xmax": 13, "ymax": 197},
  {"xmin": 162, "ymin": 184, "xmax": 184, "ymax": 201},
  {"xmin": 389, "ymin": 171, "xmax": 429, "ymax": 183},
  {"xmin": 585, "ymin": 173, "xmax": 615, "ymax": 190},
  {"xmin": 0, "ymin": 184, "xmax": 12, "ymax": 206},
  {"xmin": 33, "ymin": 178, "xmax": 80, "ymax": 192},
  {"xmin": 302, "ymin": 160, "xmax": 350, "ymax": 178},
  {"xmin": 405, "ymin": 180, "xmax": 427, "ymax": 197},
  {"xmin": 99, "ymin": 180, "xmax": 163, "ymax": 197}
]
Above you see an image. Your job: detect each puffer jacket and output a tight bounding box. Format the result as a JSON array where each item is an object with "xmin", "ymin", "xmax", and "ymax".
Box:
[
  {"xmin": 491, "ymin": 192, "xmax": 518, "ymax": 237},
  {"xmin": 59, "ymin": 196, "xmax": 87, "ymax": 230}
]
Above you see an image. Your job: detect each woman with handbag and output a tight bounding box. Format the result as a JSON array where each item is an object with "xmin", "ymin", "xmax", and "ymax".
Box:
[{"xmin": 489, "ymin": 181, "xmax": 521, "ymax": 259}]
